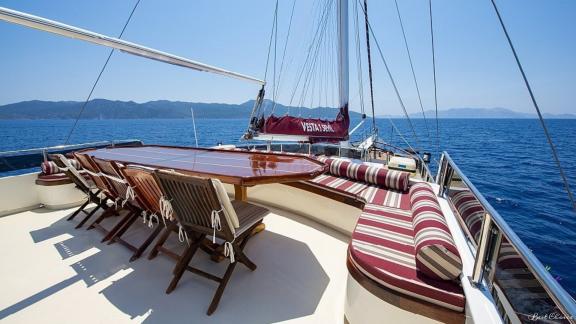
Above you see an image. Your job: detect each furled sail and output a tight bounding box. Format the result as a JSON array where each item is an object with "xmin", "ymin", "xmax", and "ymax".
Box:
[{"xmin": 252, "ymin": 104, "xmax": 349, "ymax": 142}]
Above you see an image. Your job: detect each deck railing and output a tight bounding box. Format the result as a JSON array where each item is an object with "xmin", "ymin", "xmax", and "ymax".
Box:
[
  {"xmin": 437, "ymin": 152, "xmax": 576, "ymax": 323},
  {"xmin": 0, "ymin": 139, "xmax": 142, "ymax": 175}
]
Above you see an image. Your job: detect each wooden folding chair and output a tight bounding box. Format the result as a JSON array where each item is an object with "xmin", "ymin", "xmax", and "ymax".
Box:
[
  {"xmin": 49, "ymin": 154, "xmax": 108, "ymax": 228},
  {"xmin": 91, "ymin": 158, "xmax": 163, "ymax": 261},
  {"xmin": 154, "ymin": 169, "xmax": 269, "ymax": 315},
  {"xmin": 73, "ymin": 152, "xmax": 132, "ymax": 241},
  {"xmin": 119, "ymin": 165, "xmax": 184, "ymax": 261}
]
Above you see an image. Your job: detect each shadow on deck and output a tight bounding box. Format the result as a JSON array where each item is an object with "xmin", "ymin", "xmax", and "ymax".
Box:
[{"xmin": 2, "ymin": 206, "xmax": 339, "ymax": 323}]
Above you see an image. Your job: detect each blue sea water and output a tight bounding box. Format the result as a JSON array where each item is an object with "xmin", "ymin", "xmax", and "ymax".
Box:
[{"xmin": 1, "ymin": 118, "xmax": 575, "ymax": 296}]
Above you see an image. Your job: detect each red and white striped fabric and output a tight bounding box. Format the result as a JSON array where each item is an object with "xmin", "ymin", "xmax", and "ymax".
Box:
[
  {"xmin": 410, "ymin": 183, "xmax": 463, "ymax": 281},
  {"xmin": 349, "ymin": 203, "xmax": 465, "ymax": 311},
  {"xmin": 360, "ymin": 185, "xmax": 411, "ymax": 210},
  {"xmin": 309, "ymin": 174, "xmax": 369, "ymax": 195},
  {"xmin": 319, "ymin": 158, "xmax": 410, "ymax": 192},
  {"xmin": 41, "ymin": 161, "xmax": 60, "ymax": 175},
  {"xmin": 449, "ymin": 189, "xmax": 484, "ymax": 243},
  {"xmin": 449, "ymin": 189, "xmax": 525, "ymax": 269}
]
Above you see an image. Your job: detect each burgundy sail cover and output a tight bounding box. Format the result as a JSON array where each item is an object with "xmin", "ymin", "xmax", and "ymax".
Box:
[{"xmin": 261, "ymin": 105, "xmax": 350, "ymax": 143}]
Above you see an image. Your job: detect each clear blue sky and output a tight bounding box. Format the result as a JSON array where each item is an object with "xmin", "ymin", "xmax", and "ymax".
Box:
[{"xmin": 1, "ymin": 0, "xmax": 575, "ymax": 116}]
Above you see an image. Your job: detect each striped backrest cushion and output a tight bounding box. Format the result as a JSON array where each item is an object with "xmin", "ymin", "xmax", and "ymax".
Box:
[
  {"xmin": 321, "ymin": 158, "xmax": 410, "ymax": 192},
  {"xmin": 410, "ymin": 183, "xmax": 463, "ymax": 281},
  {"xmin": 449, "ymin": 189, "xmax": 484, "ymax": 243},
  {"xmin": 41, "ymin": 161, "xmax": 60, "ymax": 175}
]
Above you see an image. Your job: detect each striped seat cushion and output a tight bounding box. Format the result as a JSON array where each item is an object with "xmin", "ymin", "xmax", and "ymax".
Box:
[
  {"xmin": 449, "ymin": 189, "xmax": 484, "ymax": 243},
  {"xmin": 349, "ymin": 204, "xmax": 465, "ymax": 311},
  {"xmin": 309, "ymin": 174, "xmax": 369, "ymax": 196},
  {"xmin": 360, "ymin": 185, "xmax": 411, "ymax": 210},
  {"xmin": 410, "ymin": 183, "xmax": 463, "ymax": 281},
  {"xmin": 321, "ymin": 158, "xmax": 410, "ymax": 192}
]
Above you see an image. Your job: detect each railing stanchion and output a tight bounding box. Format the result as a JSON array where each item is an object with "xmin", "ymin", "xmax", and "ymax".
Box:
[{"xmin": 471, "ymin": 212, "xmax": 493, "ymax": 285}]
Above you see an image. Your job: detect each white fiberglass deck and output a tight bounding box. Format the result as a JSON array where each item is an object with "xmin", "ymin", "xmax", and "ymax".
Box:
[{"xmin": 0, "ymin": 205, "xmax": 349, "ymax": 323}]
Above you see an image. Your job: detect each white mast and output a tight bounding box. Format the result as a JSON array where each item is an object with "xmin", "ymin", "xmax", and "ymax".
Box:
[
  {"xmin": 0, "ymin": 7, "xmax": 265, "ymax": 86},
  {"xmin": 337, "ymin": 0, "xmax": 349, "ymax": 110}
]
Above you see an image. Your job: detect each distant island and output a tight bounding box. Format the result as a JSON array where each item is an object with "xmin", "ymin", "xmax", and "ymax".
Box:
[{"xmin": 0, "ymin": 99, "xmax": 574, "ymax": 119}]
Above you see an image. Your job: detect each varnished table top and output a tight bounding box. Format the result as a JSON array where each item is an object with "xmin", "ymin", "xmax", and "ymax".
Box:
[{"xmin": 85, "ymin": 145, "xmax": 326, "ymax": 186}]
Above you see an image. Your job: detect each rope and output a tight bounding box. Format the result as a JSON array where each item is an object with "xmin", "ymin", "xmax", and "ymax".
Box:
[
  {"xmin": 489, "ymin": 0, "xmax": 576, "ymax": 213},
  {"xmin": 159, "ymin": 196, "xmax": 174, "ymax": 221},
  {"xmin": 83, "ymin": 169, "xmax": 101, "ymax": 178},
  {"xmin": 147, "ymin": 214, "xmax": 158, "ymax": 228},
  {"xmin": 63, "ymin": 0, "xmax": 143, "ymax": 144},
  {"xmin": 210, "ymin": 208, "xmax": 236, "ymax": 263},
  {"xmin": 178, "ymin": 224, "xmax": 190, "ymax": 246},
  {"xmin": 394, "ymin": 0, "xmax": 429, "ymax": 136},
  {"xmin": 210, "ymin": 209, "xmax": 224, "ymax": 244},
  {"xmin": 429, "ymin": 0, "xmax": 440, "ymax": 162},
  {"xmin": 223, "ymin": 242, "xmax": 235, "ymax": 264}
]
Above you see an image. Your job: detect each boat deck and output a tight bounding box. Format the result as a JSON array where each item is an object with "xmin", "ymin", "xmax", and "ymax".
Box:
[{"xmin": 0, "ymin": 205, "xmax": 349, "ymax": 323}]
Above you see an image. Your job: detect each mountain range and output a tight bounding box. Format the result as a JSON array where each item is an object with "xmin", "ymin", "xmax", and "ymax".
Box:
[{"xmin": 0, "ymin": 99, "xmax": 573, "ymax": 119}]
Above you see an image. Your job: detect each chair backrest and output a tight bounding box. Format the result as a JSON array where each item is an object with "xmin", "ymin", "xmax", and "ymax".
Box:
[
  {"xmin": 49, "ymin": 154, "xmax": 91, "ymax": 192},
  {"xmin": 120, "ymin": 164, "xmax": 163, "ymax": 215},
  {"xmin": 92, "ymin": 157, "xmax": 138, "ymax": 207},
  {"xmin": 153, "ymin": 169, "xmax": 235, "ymax": 240},
  {"xmin": 74, "ymin": 151, "xmax": 111, "ymax": 197}
]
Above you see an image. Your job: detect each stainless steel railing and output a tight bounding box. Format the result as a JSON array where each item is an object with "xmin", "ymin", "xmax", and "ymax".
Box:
[
  {"xmin": 0, "ymin": 139, "xmax": 142, "ymax": 174},
  {"xmin": 437, "ymin": 151, "xmax": 576, "ymax": 323}
]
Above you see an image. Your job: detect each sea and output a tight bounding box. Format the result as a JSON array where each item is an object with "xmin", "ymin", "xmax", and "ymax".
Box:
[{"xmin": 1, "ymin": 118, "xmax": 575, "ymax": 297}]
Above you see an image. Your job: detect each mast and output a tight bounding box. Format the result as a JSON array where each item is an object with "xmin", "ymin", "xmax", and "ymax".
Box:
[{"xmin": 337, "ymin": 0, "xmax": 349, "ymax": 111}]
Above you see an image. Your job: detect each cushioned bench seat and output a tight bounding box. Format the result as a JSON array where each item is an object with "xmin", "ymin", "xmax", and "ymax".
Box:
[
  {"xmin": 349, "ymin": 203, "xmax": 465, "ymax": 312},
  {"xmin": 297, "ymin": 157, "xmax": 466, "ymax": 312},
  {"xmin": 360, "ymin": 185, "xmax": 411, "ymax": 210},
  {"xmin": 309, "ymin": 174, "xmax": 369, "ymax": 196}
]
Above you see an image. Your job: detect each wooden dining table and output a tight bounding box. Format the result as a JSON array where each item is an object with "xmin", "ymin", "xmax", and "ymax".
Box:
[{"xmin": 85, "ymin": 145, "xmax": 327, "ymax": 201}]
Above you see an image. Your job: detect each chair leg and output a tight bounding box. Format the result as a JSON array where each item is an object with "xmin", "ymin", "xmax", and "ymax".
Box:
[
  {"xmin": 165, "ymin": 236, "xmax": 203, "ymax": 294},
  {"xmin": 75, "ymin": 204, "xmax": 102, "ymax": 229},
  {"xmin": 236, "ymin": 249, "xmax": 257, "ymax": 271},
  {"xmin": 206, "ymin": 228, "xmax": 258, "ymax": 315},
  {"xmin": 129, "ymin": 224, "xmax": 163, "ymax": 262},
  {"xmin": 148, "ymin": 223, "xmax": 177, "ymax": 260},
  {"xmin": 67, "ymin": 198, "xmax": 91, "ymax": 221},
  {"xmin": 104, "ymin": 210, "xmax": 137, "ymax": 243},
  {"xmin": 207, "ymin": 260, "xmax": 238, "ymax": 316},
  {"xmin": 86, "ymin": 205, "xmax": 115, "ymax": 230}
]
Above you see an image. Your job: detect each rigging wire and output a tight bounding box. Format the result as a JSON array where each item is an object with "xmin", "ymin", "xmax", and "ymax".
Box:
[
  {"xmin": 295, "ymin": 0, "xmax": 334, "ymax": 113},
  {"xmin": 362, "ymin": 0, "xmax": 376, "ymax": 132},
  {"xmin": 393, "ymin": 0, "xmax": 429, "ymax": 136},
  {"xmin": 288, "ymin": 0, "xmax": 332, "ymax": 109},
  {"xmin": 263, "ymin": 0, "xmax": 279, "ymax": 83},
  {"xmin": 429, "ymin": 0, "xmax": 440, "ymax": 162},
  {"xmin": 357, "ymin": 0, "xmax": 421, "ymax": 149},
  {"xmin": 63, "ymin": 0, "xmax": 142, "ymax": 144},
  {"xmin": 271, "ymin": 0, "xmax": 296, "ymax": 115},
  {"xmin": 489, "ymin": 0, "xmax": 576, "ymax": 213}
]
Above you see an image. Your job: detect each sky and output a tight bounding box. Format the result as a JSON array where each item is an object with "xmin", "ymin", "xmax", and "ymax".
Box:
[{"xmin": 0, "ymin": 0, "xmax": 575, "ymax": 116}]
